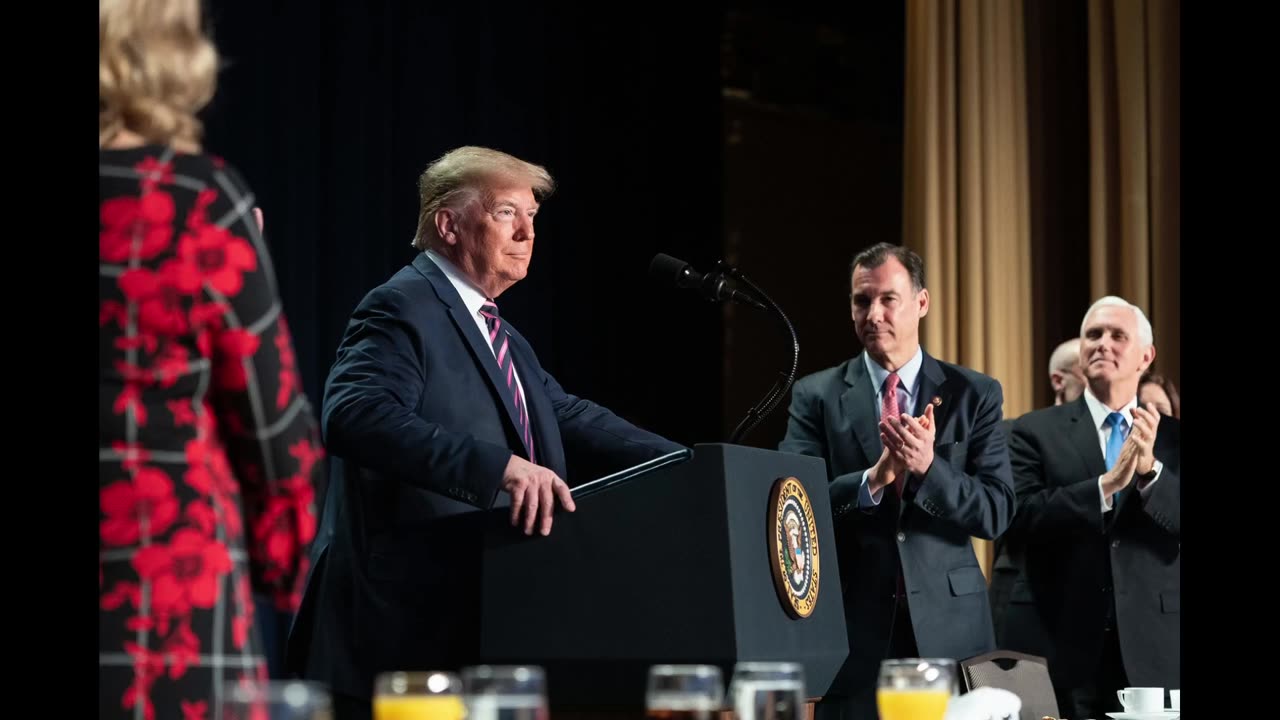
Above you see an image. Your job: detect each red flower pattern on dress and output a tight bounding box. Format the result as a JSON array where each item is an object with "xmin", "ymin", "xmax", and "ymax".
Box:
[
  {"xmin": 232, "ymin": 573, "xmax": 255, "ymax": 650},
  {"xmin": 274, "ymin": 317, "xmax": 299, "ymax": 410},
  {"xmin": 186, "ymin": 189, "xmax": 218, "ymax": 230},
  {"xmin": 163, "ymin": 618, "xmax": 201, "ymax": 680},
  {"xmin": 101, "ymin": 580, "xmax": 141, "ymax": 611},
  {"xmin": 101, "ymin": 191, "xmax": 176, "ymax": 263},
  {"xmin": 167, "ymin": 398, "xmax": 197, "ymax": 426},
  {"xmin": 290, "ymin": 438, "xmax": 325, "ymax": 479},
  {"xmin": 182, "ymin": 439, "xmax": 243, "ymax": 539},
  {"xmin": 134, "ymin": 157, "xmax": 174, "ymax": 194},
  {"xmin": 113, "ymin": 382, "xmax": 148, "ymax": 426},
  {"xmin": 152, "ymin": 341, "xmax": 192, "ymax": 388},
  {"xmin": 190, "ymin": 300, "xmax": 230, "ymax": 334},
  {"xmin": 102, "ymin": 152, "xmax": 321, "ymax": 720},
  {"xmin": 181, "ymin": 700, "xmax": 208, "ymax": 720},
  {"xmin": 101, "ymin": 467, "xmax": 180, "ymax": 546},
  {"xmin": 253, "ymin": 475, "xmax": 318, "ymax": 584},
  {"xmin": 118, "ymin": 262, "xmax": 197, "ymax": 336},
  {"xmin": 212, "ymin": 329, "xmax": 261, "ymax": 392},
  {"xmin": 101, "ymin": 299, "xmax": 127, "ymax": 327},
  {"xmin": 131, "ymin": 528, "xmax": 233, "ymax": 619},
  {"xmin": 123, "ymin": 641, "xmax": 166, "ymax": 720},
  {"xmin": 111, "ymin": 441, "xmax": 151, "ymax": 471},
  {"xmin": 177, "ymin": 223, "xmax": 258, "ymax": 297}
]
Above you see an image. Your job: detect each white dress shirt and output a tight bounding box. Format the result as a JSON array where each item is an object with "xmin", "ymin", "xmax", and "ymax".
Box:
[
  {"xmin": 1081, "ymin": 386, "xmax": 1163, "ymax": 513},
  {"xmin": 425, "ymin": 249, "xmax": 528, "ymax": 399}
]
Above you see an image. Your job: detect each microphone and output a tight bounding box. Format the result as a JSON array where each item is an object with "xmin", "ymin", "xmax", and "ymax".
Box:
[
  {"xmin": 648, "ymin": 253, "xmax": 767, "ymax": 310},
  {"xmin": 648, "ymin": 252, "xmax": 799, "ymax": 445}
]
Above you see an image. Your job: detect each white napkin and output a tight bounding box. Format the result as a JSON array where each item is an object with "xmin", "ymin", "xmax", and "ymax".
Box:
[{"xmin": 943, "ymin": 687, "xmax": 1025, "ymax": 720}]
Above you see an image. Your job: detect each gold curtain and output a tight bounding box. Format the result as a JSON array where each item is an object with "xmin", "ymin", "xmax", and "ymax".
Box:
[
  {"xmin": 1088, "ymin": 0, "xmax": 1180, "ymax": 386},
  {"xmin": 903, "ymin": 0, "xmax": 1033, "ymax": 579}
]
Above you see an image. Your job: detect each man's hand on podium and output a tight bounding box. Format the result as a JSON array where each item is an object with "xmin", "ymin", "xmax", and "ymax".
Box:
[{"xmin": 502, "ymin": 455, "xmax": 577, "ymax": 536}]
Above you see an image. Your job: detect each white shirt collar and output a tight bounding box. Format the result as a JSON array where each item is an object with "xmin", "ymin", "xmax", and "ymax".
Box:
[
  {"xmin": 863, "ymin": 346, "xmax": 925, "ymax": 397},
  {"xmin": 426, "ymin": 249, "xmax": 491, "ymax": 318},
  {"xmin": 1082, "ymin": 386, "xmax": 1138, "ymax": 430}
]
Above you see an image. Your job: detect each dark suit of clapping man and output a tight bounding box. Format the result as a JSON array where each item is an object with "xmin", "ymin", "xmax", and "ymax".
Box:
[
  {"xmin": 779, "ymin": 243, "xmax": 1015, "ymax": 720},
  {"xmin": 287, "ymin": 146, "xmax": 685, "ymax": 720},
  {"xmin": 1003, "ymin": 296, "xmax": 1180, "ymax": 719}
]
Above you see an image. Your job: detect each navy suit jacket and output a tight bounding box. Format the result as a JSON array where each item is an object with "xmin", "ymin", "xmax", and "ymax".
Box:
[
  {"xmin": 288, "ymin": 253, "xmax": 682, "ymax": 698},
  {"xmin": 1003, "ymin": 398, "xmax": 1180, "ymax": 690},
  {"xmin": 779, "ymin": 351, "xmax": 1015, "ymax": 699}
]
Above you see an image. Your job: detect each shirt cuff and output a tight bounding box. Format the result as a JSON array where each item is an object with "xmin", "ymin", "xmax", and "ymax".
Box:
[
  {"xmin": 859, "ymin": 469, "xmax": 884, "ymax": 508},
  {"xmin": 1137, "ymin": 459, "xmax": 1165, "ymax": 495}
]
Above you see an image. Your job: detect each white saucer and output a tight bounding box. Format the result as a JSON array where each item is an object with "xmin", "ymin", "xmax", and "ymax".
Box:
[{"xmin": 1105, "ymin": 711, "xmax": 1179, "ymax": 720}]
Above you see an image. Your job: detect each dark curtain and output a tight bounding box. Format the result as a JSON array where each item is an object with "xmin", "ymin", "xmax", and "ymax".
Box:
[
  {"xmin": 200, "ymin": 0, "xmax": 726, "ymax": 676},
  {"xmin": 203, "ymin": 1, "xmax": 727, "ymax": 449}
]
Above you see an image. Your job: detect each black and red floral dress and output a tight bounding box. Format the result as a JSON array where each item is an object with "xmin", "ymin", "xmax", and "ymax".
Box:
[{"xmin": 99, "ymin": 145, "xmax": 323, "ymax": 720}]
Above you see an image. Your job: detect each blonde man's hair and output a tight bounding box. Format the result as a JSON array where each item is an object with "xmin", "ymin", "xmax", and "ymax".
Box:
[
  {"xmin": 412, "ymin": 147, "xmax": 556, "ymax": 251},
  {"xmin": 99, "ymin": 0, "xmax": 219, "ymax": 150}
]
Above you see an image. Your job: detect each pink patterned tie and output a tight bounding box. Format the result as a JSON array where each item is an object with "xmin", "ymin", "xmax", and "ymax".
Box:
[
  {"xmin": 479, "ymin": 300, "xmax": 535, "ymax": 463},
  {"xmin": 882, "ymin": 371, "xmax": 902, "ymax": 498},
  {"xmin": 883, "ymin": 370, "xmax": 909, "ymax": 601}
]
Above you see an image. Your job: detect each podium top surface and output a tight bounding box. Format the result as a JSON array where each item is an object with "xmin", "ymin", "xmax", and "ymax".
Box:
[{"xmin": 570, "ymin": 448, "xmax": 693, "ymax": 499}]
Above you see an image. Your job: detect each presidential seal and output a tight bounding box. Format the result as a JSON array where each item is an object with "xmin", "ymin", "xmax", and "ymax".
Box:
[{"xmin": 768, "ymin": 476, "xmax": 820, "ymax": 619}]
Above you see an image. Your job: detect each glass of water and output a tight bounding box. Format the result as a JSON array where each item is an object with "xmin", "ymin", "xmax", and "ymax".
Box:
[
  {"xmin": 729, "ymin": 661, "xmax": 805, "ymax": 720},
  {"xmin": 645, "ymin": 664, "xmax": 724, "ymax": 719},
  {"xmin": 220, "ymin": 680, "xmax": 332, "ymax": 720},
  {"xmin": 461, "ymin": 665, "xmax": 549, "ymax": 720}
]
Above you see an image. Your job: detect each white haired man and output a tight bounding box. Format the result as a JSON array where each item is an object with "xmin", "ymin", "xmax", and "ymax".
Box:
[{"xmin": 1004, "ymin": 296, "xmax": 1180, "ymax": 719}]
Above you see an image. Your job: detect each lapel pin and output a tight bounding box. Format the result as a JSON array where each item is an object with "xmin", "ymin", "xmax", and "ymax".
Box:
[{"xmin": 931, "ymin": 396, "xmax": 942, "ymax": 407}]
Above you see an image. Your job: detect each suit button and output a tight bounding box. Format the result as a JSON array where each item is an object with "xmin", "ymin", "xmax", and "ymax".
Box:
[
  {"xmin": 897, "ymin": 532, "xmax": 906, "ymax": 542},
  {"xmin": 1112, "ymin": 539, "xmax": 1120, "ymax": 548}
]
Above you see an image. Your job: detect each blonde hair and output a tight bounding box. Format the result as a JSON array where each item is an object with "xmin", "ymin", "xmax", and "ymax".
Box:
[
  {"xmin": 99, "ymin": 0, "xmax": 219, "ymax": 150},
  {"xmin": 412, "ymin": 146, "xmax": 556, "ymax": 251}
]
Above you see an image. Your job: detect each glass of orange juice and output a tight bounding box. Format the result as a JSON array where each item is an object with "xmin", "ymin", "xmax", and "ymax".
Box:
[
  {"xmin": 374, "ymin": 671, "xmax": 465, "ymax": 720},
  {"xmin": 875, "ymin": 658, "xmax": 955, "ymax": 720}
]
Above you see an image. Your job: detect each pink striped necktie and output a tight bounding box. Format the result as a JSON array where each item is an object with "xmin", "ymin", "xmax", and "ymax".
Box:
[
  {"xmin": 882, "ymin": 370, "xmax": 908, "ymax": 601},
  {"xmin": 479, "ymin": 299, "xmax": 536, "ymax": 463},
  {"xmin": 882, "ymin": 371, "xmax": 902, "ymax": 498}
]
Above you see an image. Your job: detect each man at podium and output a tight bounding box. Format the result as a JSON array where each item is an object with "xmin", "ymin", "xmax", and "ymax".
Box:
[
  {"xmin": 779, "ymin": 243, "xmax": 1015, "ymax": 720},
  {"xmin": 287, "ymin": 146, "xmax": 684, "ymax": 720}
]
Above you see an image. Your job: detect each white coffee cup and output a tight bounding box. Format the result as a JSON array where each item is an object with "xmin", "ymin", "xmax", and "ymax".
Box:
[
  {"xmin": 1169, "ymin": 688, "xmax": 1180, "ymax": 711},
  {"xmin": 1117, "ymin": 686, "xmax": 1164, "ymax": 713}
]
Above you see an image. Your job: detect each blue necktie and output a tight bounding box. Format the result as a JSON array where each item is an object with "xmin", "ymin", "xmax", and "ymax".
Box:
[{"xmin": 1104, "ymin": 412, "xmax": 1127, "ymax": 470}]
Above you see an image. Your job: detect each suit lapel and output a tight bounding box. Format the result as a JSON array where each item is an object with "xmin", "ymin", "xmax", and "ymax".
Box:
[
  {"xmin": 915, "ymin": 352, "xmax": 950, "ymax": 426},
  {"xmin": 1067, "ymin": 396, "xmax": 1108, "ymax": 478},
  {"xmin": 416, "ymin": 254, "xmax": 530, "ymax": 458},
  {"xmin": 901, "ymin": 353, "xmax": 951, "ymax": 519},
  {"xmin": 840, "ymin": 355, "xmax": 883, "ymax": 469}
]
